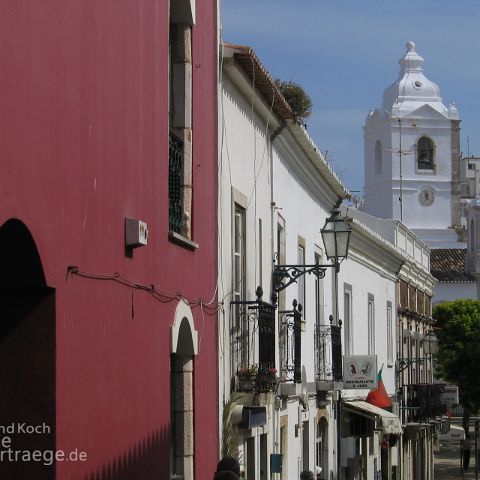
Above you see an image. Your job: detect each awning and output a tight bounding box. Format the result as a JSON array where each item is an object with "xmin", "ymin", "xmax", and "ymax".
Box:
[{"xmin": 343, "ymin": 400, "xmax": 402, "ymax": 435}]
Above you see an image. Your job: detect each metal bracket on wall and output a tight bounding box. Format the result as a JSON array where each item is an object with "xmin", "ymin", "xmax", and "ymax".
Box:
[{"xmin": 272, "ymin": 252, "xmax": 333, "ymax": 293}]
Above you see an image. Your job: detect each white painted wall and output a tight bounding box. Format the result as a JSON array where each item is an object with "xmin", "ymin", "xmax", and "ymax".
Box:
[{"xmin": 337, "ymin": 250, "xmax": 398, "ymax": 398}]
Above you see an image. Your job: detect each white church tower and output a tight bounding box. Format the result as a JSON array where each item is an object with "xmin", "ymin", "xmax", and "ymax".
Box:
[{"xmin": 363, "ymin": 41, "xmax": 463, "ymax": 248}]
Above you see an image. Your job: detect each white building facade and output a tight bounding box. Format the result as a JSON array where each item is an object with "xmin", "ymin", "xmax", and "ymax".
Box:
[
  {"xmin": 218, "ymin": 42, "xmax": 350, "ymax": 480},
  {"xmin": 218, "ymin": 42, "xmax": 414, "ymax": 480}
]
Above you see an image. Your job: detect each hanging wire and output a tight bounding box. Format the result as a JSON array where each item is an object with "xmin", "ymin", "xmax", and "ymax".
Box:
[{"xmin": 66, "ymin": 266, "xmax": 221, "ymax": 313}]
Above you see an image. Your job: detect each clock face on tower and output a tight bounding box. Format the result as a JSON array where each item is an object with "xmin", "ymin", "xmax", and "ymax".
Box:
[{"xmin": 418, "ymin": 187, "xmax": 435, "ymax": 206}]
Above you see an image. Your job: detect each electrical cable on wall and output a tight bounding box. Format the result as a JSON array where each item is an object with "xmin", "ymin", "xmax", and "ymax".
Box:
[{"xmin": 66, "ymin": 266, "xmax": 222, "ymax": 313}]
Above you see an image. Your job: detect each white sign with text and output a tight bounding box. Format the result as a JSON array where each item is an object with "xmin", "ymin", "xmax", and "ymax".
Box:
[{"xmin": 343, "ymin": 355, "xmax": 378, "ymax": 390}]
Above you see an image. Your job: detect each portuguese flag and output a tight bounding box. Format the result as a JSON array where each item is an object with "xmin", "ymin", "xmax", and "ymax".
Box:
[{"xmin": 366, "ymin": 365, "xmax": 392, "ymax": 409}]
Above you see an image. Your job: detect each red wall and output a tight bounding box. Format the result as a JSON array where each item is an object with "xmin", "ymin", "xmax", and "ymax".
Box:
[{"xmin": 0, "ymin": 1, "xmax": 217, "ymax": 478}]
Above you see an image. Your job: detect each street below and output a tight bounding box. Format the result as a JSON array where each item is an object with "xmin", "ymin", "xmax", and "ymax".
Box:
[{"xmin": 435, "ymin": 441, "xmax": 477, "ymax": 479}]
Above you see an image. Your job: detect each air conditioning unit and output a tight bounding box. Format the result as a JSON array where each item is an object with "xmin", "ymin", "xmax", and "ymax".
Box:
[{"xmin": 125, "ymin": 218, "xmax": 149, "ymax": 248}]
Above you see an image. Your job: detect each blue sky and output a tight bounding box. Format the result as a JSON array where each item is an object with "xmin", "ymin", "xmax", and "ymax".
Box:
[{"xmin": 220, "ymin": 1, "xmax": 480, "ymax": 194}]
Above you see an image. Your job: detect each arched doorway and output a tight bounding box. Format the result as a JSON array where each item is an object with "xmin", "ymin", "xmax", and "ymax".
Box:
[
  {"xmin": 170, "ymin": 301, "xmax": 198, "ymax": 480},
  {"xmin": 0, "ymin": 219, "xmax": 55, "ymax": 479},
  {"xmin": 316, "ymin": 417, "xmax": 329, "ymax": 479}
]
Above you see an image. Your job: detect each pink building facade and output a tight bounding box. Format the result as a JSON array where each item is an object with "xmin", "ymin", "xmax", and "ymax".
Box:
[{"xmin": 0, "ymin": 1, "xmax": 218, "ymax": 478}]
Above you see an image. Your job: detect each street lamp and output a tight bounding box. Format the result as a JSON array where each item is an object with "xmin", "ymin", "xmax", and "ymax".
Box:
[
  {"xmin": 321, "ymin": 208, "xmax": 351, "ymax": 330},
  {"xmin": 272, "ymin": 209, "xmax": 351, "ymax": 295},
  {"xmin": 321, "ymin": 208, "xmax": 351, "ymax": 268},
  {"xmin": 423, "ymin": 330, "xmax": 439, "ymax": 356}
]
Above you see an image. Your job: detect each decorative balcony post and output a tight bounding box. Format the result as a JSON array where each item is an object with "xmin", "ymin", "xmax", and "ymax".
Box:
[
  {"xmin": 294, "ymin": 303, "xmax": 302, "ymax": 383},
  {"xmin": 280, "ymin": 300, "xmax": 302, "ymax": 384}
]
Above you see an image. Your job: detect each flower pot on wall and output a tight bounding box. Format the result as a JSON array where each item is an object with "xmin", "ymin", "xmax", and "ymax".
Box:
[{"xmin": 237, "ymin": 373, "xmax": 257, "ymax": 392}]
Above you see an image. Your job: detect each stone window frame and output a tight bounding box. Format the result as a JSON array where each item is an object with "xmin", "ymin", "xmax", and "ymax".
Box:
[{"xmin": 168, "ymin": 0, "xmax": 197, "ymax": 249}]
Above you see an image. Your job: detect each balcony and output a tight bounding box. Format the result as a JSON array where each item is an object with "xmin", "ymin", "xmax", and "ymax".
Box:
[
  {"xmin": 315, "ymin": 316, "xmax": 343, "ymax": 390},
  {"xmin": 405, "ymin": 383, "xmax": 446, "ymax": 423},
  {"xmin": 230, "ymin": 287, "xmax": 277, "ymax": 393}
]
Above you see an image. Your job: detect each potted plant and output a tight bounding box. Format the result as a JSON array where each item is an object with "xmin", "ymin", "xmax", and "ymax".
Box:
[
  {"xmin": 237, "ymin": 365, "xmax": 258, "ymax": 391},
  {"xmin": 258, "ymin": 367, "xmax": 279, "ymax": 392}
]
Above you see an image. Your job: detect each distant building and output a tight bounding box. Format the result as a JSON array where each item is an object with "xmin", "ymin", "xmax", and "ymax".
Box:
[
  {"xmin": 362, "ymin": 41, "xmax": 476, "ymax": 307},
  {"xmin": 460, "ymin": 156, "xmax": 480, "ymax": 225},
  {"xmin": 431, "ymin": 249, "xmax": 476, "ymax": 304}
]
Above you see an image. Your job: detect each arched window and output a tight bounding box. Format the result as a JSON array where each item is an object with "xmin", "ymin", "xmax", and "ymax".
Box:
[
  {"xmin": 375, "ymin": 140, "xmax": 382, "ymax": 175},
  {"xmin": 417, "ymin": 136, "xmax": 434, "ymax": 170}
]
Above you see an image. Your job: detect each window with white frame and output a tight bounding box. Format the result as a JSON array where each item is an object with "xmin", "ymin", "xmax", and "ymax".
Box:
[
  {"xmin": 368, "ymin": 293, "xmax": 375, "ymax": 354},
  {"xmin": 387, "ymin": 301, "xmax": 393, "ymax": 366},
  {"xmin": 344, "ymin": 283, "xmax": 353, "ymax": 355},
  {"xmin": 233, "ymin": 204, "xmax": 246, "ymax": 323}
]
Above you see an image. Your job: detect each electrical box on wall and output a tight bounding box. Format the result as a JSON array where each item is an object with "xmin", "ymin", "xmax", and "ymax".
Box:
[{"xmin": 125, "ymin": 218, "xmax": 149, "ymax": 248}]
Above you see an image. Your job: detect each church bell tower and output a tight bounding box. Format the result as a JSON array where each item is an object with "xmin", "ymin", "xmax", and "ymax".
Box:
[{"xmin": 363, "ymin": 41, "xmax": 462, "ymax": 248}]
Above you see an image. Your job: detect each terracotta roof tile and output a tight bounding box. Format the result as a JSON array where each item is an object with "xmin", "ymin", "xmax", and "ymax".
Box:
[
  {"xmin": 430, "ymin": 249, "xmax": 476, "ymax": 283},
  {"xmin": 224, "ymin": 42, "xmax": 294, "ymax": 121}
]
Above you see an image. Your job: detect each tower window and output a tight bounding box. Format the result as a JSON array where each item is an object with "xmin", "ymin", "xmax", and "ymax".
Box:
[
  {"xmin": 417, "ymin": 136, "xmax": 434, "ymax": 170},
  {"xmin": 375, "ymin": 140, "xmax": 382, "ymax": 175}
]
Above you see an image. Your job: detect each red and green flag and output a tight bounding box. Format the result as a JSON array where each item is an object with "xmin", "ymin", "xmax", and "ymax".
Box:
[{"xmin": 366, "ymin": 365, "xmax": 392, "ymax": 409}]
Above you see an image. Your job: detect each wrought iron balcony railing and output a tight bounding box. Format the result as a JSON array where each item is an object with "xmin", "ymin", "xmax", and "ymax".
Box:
[
  {"xmin": 405, "ymin": 383, "xmax": 446, "ymax": 423},
  {"xmin": 279, "ymin": 300, "xmax": 302, "ymax": 383},
  {"xmin": 315, "ymin": 316, "xmax": 342, "ymax": 382},
  {"xmin": 230, "ymin": 287, "xmax": 276, "ymax": 393},
  {"xmin": 169, "ymin": 131, "xmax": 184, "ymax": 234}
]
